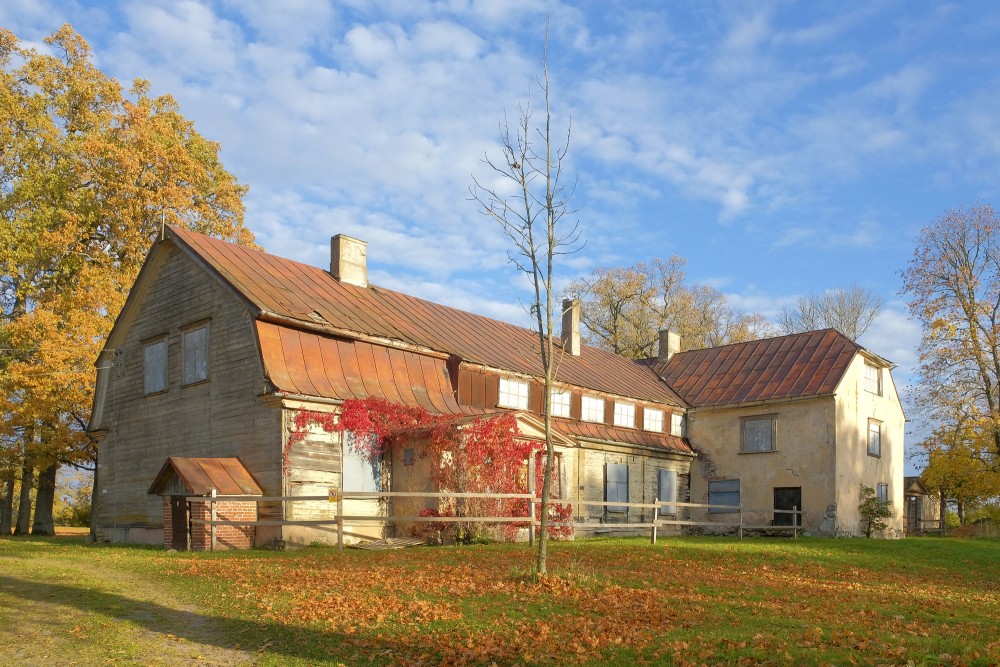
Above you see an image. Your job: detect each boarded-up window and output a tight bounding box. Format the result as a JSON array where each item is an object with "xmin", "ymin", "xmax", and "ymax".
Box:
[
  {"xmin": 658, "ymin": 469, "xmax": 678, "ymax": 513},
  {"xmin": 605, "ymin": 462, "xmax": 628, "ymax": 512},
  {"xmin": 343, "ymin": 432, "xmax": 381, "ymax": 492},
  {"xmin": 182, "ymin": 324, "xmax": 209, "ymax": 384},
  {"xmin": 143, "ymin": 338, "xmax": 167, "ymax": 394},
  {"xmin": 877, "ymin": 482, "xmax": 889, "ymax": 504},
  {"xmin": 709, "ymin": 479, "xmax": 740, "ymax": 513},
  {"xmin": 741, "ymin": 415, "xmax": 775, "ymax": 453}
]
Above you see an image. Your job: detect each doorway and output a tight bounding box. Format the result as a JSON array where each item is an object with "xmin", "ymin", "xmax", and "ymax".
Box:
[
  {"xmin": 169, "ymin": 495, "xmax": 189, "ymax": 550},
  {"xmin": 773, "ymin": 487, "xmax": 802, "ymax": 526}
]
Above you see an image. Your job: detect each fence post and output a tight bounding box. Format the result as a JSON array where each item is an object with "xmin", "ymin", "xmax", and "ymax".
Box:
[
  {"xmin": 528, "ymin": 497, "xmax": 536, "ymax": 547},
  {"xmin": 210, "ymin": 489, "xmax": 217, "ymax": 552},
  {"xmin": 651, "ymin": 501, "xmax": 659, "ymax": 545},
  {"xmin": 738, "ymin": 504, "xmax": 743, "ymax": 541},
  {"xmin": 337, "ymin": 492, "xmax": 344, "ymax": 550},
  {"xmin": 793, "ymin": 505, "xmax": 798, "ymax": 539}
]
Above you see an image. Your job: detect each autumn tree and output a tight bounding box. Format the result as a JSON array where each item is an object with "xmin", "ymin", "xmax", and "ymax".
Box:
[
  {"xmin": 901, "ymin": 205, "xmax": 1000, "ymax": 472},
  {"xmin": 470, "ymin": 28, "xmax": 581, "ymax": 576},
  {"xmin": 775, "ymin": 284, "xmax": 883, "ymax": 342},
  {"xmin": 564, "ymin": 257, "xmax": 771, "ymax": 358},
  {"xmin": 0, "ymin": 25, "xmax": 253, "ymax": 536}
]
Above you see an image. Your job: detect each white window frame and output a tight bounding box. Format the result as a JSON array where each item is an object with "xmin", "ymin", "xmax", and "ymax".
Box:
[
  {"xmin": 549, "ymin": 389, "xmax": 571, "ymax": 418},
  {"xmin": 581, "ymin": 395, "xmax": 604, "ymax": 423},
  {"xmin": 613, "ymin": 401, "xmax": 635, "ymax": 428},
  {"xmin": 644, "ymin": 408, "xmax": 664, "ymax": 433},
  {"xmin": 143, "ymin": 337, "xmax": 167, "ymax": 395},
  {"xmin": 864, "ymin": 362, "xmax": 883, "ymax": 396},
  {"xmin": 741, "ymin": 414, "xmax": 776, "ymax": 453},
  {"xmin": 670, "ymin": 412, "xmax": 686, "ymax": 437},
  {"xmin": 498, "ymin": 377, "xmax": 529, "ymax": 410},
  {"xmin": 868, "ymin": 419, "xmax": 881, "ymax": 457},
  {"xmin": 182, "ymin": 322, "xmax": 210, "ymax": 385}
]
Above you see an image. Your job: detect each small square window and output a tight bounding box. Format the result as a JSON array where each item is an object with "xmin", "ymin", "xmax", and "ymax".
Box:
[
  {"xmin": 864, "ymin": 362, "xmax": 883, "ymax": 396},
  {"xmin": 581, "ymin": 395, "xmax": 604, "ymax": 422},
  {"xmin": 741, "ymin": 415, "xmax": 775, "ymax": 453},
  {"xmin": 143, "ymin": 338, "xmax": 167, "ymax": 395},
  {"xmin": 613, "ymin": 401, "xmax": 635, "ymax": 428},
  {"xmin": 670, "ymin": 412, "xmax": 686, "ymax": 437},
  {"xmin": 182, "ymin": 323, "xmax": 210, "ymax": 385},
  {"xmin": 644, "ymin": 408, "xmax": 664, "ymax": 432},
  {"xmin": 550, "ymin": 389, "xmax": 571, "ymax": 418},
  {"xmin": 498, "ymin": 378, "xmax": 529, "ymax": 409},
  {"xmin": 868, "ymin": 419, "xmax": 881, "ymax": 457}
]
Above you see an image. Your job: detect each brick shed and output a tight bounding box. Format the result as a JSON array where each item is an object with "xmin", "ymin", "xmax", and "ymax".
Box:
[{"xmin": 148, "ymin": 457, "xmax": 263, "ymax": 551}]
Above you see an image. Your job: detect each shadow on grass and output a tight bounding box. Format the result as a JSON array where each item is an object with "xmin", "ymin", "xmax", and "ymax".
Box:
[{"xmin": 0, "ymin": 573, "xmax": 418, "ymax": 664}]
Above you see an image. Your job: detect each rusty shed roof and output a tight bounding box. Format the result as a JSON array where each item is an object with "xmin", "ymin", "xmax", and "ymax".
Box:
[
  {"xmin": 648, "ymin": 329, "xmax": 860, "ymax": 408},
  {"xmin": 168, "ymin": 226, "xmax": 683, "ymax": 407},
  {"xmin": 147, "ymin": 457, "xmax": 264, "ymax": 496}
]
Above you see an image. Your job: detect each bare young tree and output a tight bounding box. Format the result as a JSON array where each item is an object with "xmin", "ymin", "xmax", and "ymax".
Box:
[
  {"xmin": 469, "ymin": 29, "xmax": 581, "ymax": 576},
  {"xmin": 776, "ymin": 284, "xmax": 883, "ymax": 342}
]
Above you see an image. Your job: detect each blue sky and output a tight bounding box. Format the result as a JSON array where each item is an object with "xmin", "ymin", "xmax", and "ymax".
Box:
[{"xmin": 6, "ymin": 1, "xmax": 1000, "ymax": 468}]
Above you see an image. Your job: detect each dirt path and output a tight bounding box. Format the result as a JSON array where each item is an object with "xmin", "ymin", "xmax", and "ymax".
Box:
[{"xmin": 0, "ymin": 540, "xmax": 259, "ymax": 666}]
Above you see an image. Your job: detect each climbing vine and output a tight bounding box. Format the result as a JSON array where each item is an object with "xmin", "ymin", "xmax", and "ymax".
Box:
[{"xmin": 285, "ymin": 397, "xmax": 569, "ymax": 541}]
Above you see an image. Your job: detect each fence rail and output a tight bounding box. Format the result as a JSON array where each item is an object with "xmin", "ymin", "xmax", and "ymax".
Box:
[{"xmin": 186, "ymin": 489, "xmax": 805, "ymax": 551}]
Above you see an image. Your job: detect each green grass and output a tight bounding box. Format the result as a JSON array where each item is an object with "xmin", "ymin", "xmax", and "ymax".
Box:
[{"xmin": 1, "ymin": 535, "xmax": 997, "ymax": 665}]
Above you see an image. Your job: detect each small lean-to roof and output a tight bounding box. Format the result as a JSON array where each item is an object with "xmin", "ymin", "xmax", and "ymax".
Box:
[
  {"xmin": 649, "ymin": 329, "xmax": 861, "ymax": 408},
  {"xmin": 167, "ymin": 226, "xmax": 683, "ymax": 408},
  {"xmin": 147, "ymin": 458, "xmax": 264, "ymax": 496}
]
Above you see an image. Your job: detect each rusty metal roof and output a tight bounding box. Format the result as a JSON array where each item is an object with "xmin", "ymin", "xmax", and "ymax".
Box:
[
  {"xmin": 553, "ymin": 418, "xmax": 691, "ymax": 453},
  {"xmin": 168, "ymin": 226, "xmax": 683, "ymax": 407},
  {"xmin": 648, "ymin": 329, "xmax": 860, "ymax": 408},
  {"xmin": 147, "ymin": 457, "xmax": 264, "ymax": 496}
]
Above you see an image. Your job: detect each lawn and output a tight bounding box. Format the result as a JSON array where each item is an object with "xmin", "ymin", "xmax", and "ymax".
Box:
[{"xmin": 0, "ymin": 535, "xmax": 997, "ymax": 666}]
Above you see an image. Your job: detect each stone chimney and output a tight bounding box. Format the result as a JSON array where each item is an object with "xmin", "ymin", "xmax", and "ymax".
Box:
[
  {"xmin": 561, "ymin": 299, "xmax": 581, "ymax": 356},
  {"xmin": 330, "ymin": 234, "xmax": 367, "ymax": 288},
  {"xmin": 658, "ymin": 329, "xmax": 680, "ymax": 362}
]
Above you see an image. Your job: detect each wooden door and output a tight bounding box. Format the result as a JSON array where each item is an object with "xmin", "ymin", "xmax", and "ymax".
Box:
[{"xmin": 170, "ymin": 495, "xmax": 189, "ymax": 550}]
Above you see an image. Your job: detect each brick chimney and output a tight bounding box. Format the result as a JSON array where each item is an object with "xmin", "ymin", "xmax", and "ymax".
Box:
[
  {"xmin": 562, "ymin": 299, "xmax": 581, "ymax": 356},
  {"xmin": 331, "ymin": 234, "xmax": 367, "ymax": 288},
  {"xmin": 658, "ymin": 329, "xmax": 680, "ymax": 362}
]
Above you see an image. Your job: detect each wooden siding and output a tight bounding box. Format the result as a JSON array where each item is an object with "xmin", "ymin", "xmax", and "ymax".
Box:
[{"xmin": 94, "ymin": 242, "xmax": 282, "ymax": 540}]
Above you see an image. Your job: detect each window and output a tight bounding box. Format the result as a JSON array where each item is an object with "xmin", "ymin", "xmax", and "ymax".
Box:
[
  {"xmin": 402, "ymin": 448, "xmax": 415, "ymax": 467},
  {"xmin": 868, "ymin": 419, "xmax": 881, "ymax": 457},
  {"xmin": 605, "ymin": 462, "xmax": 628, "ymax": 512},
  {"xmin": 876, "ymin": 482, "xmax": 889, "ymax": 504},
  {"xmin": 709, "ymin": 479, "xmax": 740, "ymax": 513},
  {"xmin": 581, "ymin": 395, "xmax": 604, "ymax": 422},
  {"xmin": 741, "ymin": 415, "xmax": 775, "ymax": 453},
  {"xmin": 864, "ymin": 362, "xmax": 882, "ymax": 395},
  {"xmin": 498, "ymin": 377, "xmax": 529, "ymax": 409},
  {"xmin": 549, "ymin": 389, "xmax": 571, "ymax": 418},
  {"xmin": 143, "ymin": 338, "xmax": 167, "ymax": 394},
  {"xmin": 182, "ymin": 323, "xmax": 210, "ymax": 385},
  {"xmin": 343, "ymin": 432, "xmax": 382, "ymax": 492},
  {"xmin": 658, "ymin": 469, "xmax": 678, "ymax": 513},
  {"xmin": 613, "ymin": 401, "xmax": 635, "ymax": 428},
  {"xmin": 534, "ymin": 451, "xmax": 563, "ymax": 498},
  {"xmin": 670, "ymin": 412, "xmax": 686, "ymax": 437},
  {"xmin": 644, "ymin": 408, "xmax": 664, "ymax": 432}
]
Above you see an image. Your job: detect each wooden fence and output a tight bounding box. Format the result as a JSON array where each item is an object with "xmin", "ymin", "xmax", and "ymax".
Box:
[{"xmin": 188, "ymin": 490, "xmax": 804, "ymax": 551}]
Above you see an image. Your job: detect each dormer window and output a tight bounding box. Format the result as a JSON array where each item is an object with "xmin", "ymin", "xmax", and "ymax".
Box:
[
  {"xmin": 549, "ymin": 389, "xmax": 571, "ymax": 418},
  {"xmin": 613, "ymin": 401, "xmax": 635, "ymax": 428},
  {"xmin": 581, "ymin": 395, "xmax": 604, "ymax": 423},
  {"xmin": 670, "ymin": 412, "xmax": 686, "ymax": 437},
  {"xmin": 644, "ymin": 408, "xmax": 664, "ymax": 432},
  {"xmin": 498, "ymin": 377, "xmax": 529, "ymax": 409}
]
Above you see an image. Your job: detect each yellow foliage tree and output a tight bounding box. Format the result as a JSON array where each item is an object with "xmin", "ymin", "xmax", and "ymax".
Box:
[
  {"xmin": 564, "ymin": 257, "xmax": 772, "ymax": 358},
  {"xmin": 0, "ymin": 25, "xmax": 254, "ymax": 535}
]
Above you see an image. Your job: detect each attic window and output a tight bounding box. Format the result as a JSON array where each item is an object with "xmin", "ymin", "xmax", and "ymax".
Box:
[
  {"xmin": 864, "ymin": 362, "xmax": 882, "ymax": 396},
  {"xmin": 644, "ymin": 408, "xmax": 664, "ymax": 432},
  {"xmin": 143, "ymin": 337, "xmax": 167, "ymax": 395},
  {"xmin": 613, "ymin": 401, "xmax": 635, "ymax": 428},
  {"xmin": 670, "ymin": 413, "xmax": 686, "ymax": 437},
  {"xmin": 182, "ymin": 323, "xmax": 210, "ymax": 385},
  {"xmin": 549, "ymin": 389, "xmax": 571, "ymax": 418},
  {"xmin": 498, "ymin": 377, "xmax": 529, "ymax": 410},
  {"xmin": 581, "ymin": 395, "xmax": 604, "ymax": 423}
]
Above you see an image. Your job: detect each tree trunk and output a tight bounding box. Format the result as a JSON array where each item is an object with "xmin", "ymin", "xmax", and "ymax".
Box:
[
  {"xmin": 14, "ymin": 460, "xmax": 34, "ymax": 535},
  {"xmin": 31, "ymin": 464, "xmax": 57, "ymax": 536},
  {"xmin": 0, "ymin": 478, "xmax": 14, "ymax": 536},
  {"xmin": 939, "ymin": 493, "xmax": 947, "ymax": 534},
  {"xmin": 957, "ymin": 500, "xmax": 965, "ymax": 525}
]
